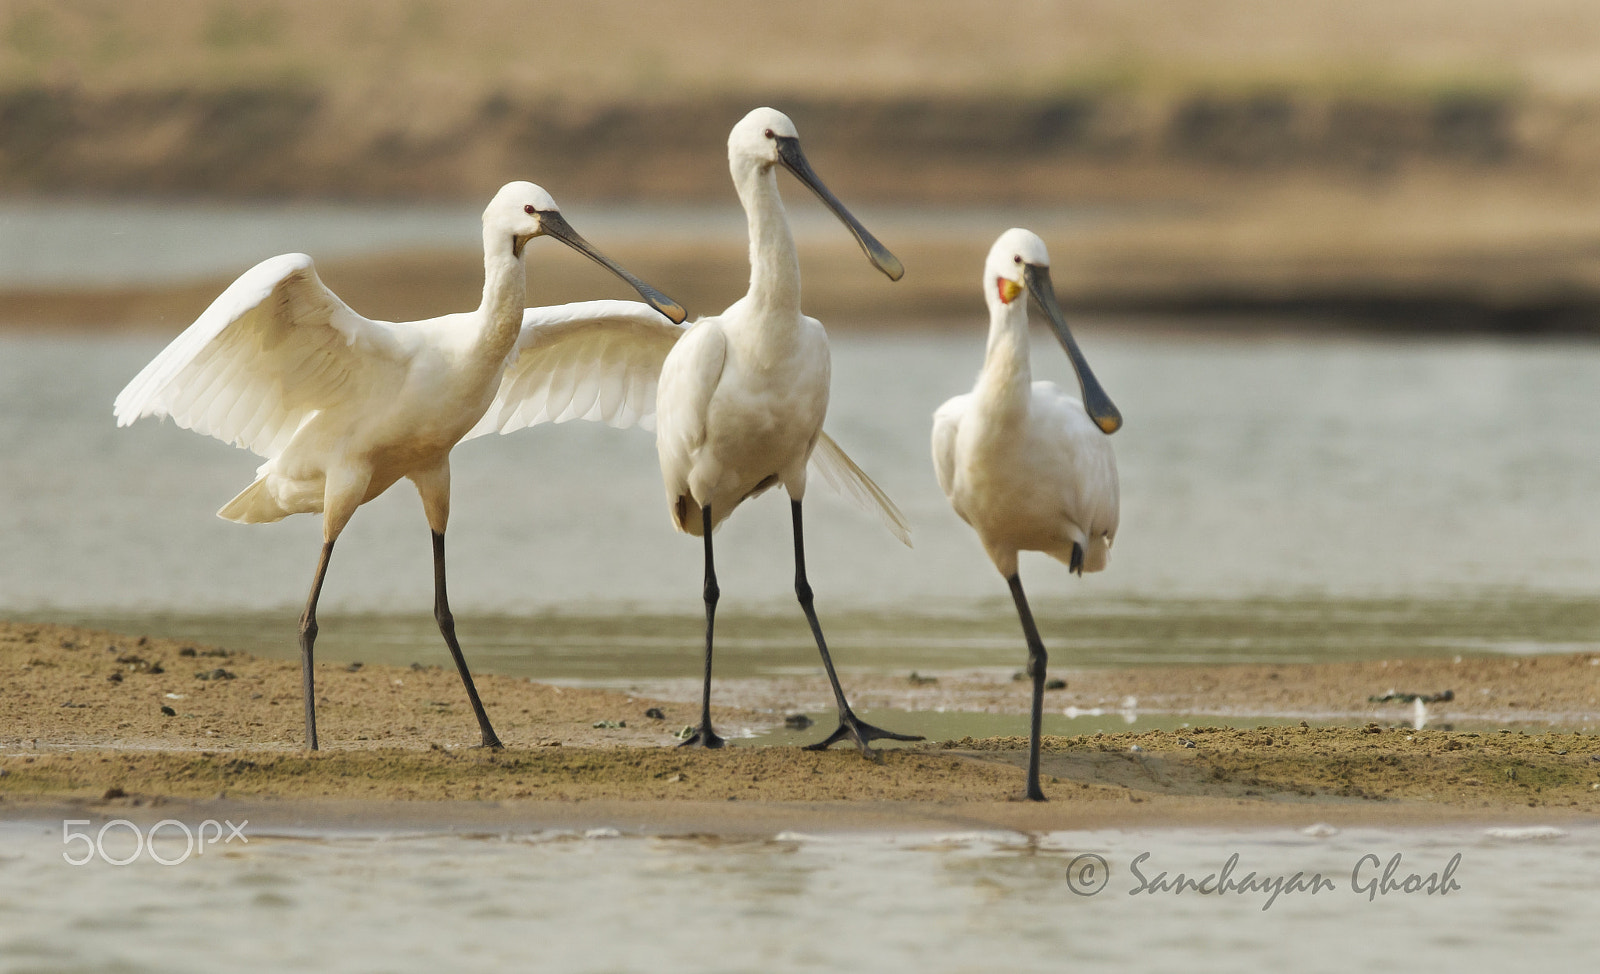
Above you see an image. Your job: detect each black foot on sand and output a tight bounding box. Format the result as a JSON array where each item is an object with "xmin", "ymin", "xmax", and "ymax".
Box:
[
  {"xmin": 805, "ymin": 713, "xmax": 924, "ymax": 757},
  {"xmin": 677, "ymin": 725, "xmax": 726, "ymax": 749}
]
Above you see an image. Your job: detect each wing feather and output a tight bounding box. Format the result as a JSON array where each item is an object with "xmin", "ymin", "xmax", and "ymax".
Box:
[
  {"xmin": 113, "ymin": 253, "xmax": 408, "ymax": 457},
  {"xmin": 467, "ymin": 300, "xmax": 687, "ymax": 439},
  {"xmin": 930, "ymin": 394, "xmax": 969, "ymax": 504},
  {"xmin": 808, "ymin": 431, "xmax": 913, "ymax": 547}
]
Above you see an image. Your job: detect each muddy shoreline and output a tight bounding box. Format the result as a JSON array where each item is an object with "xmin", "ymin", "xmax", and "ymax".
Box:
[
  {"xmin": 10, "ymin": 183, "xmax": 1600, "ymax": 334},
  {"xmin": 3, "ymin": 621, "xmax": 1597, "ymax": 822},
  {"xmin": 10, "ymin": 4, "xmax": 1600, "ymax": 331},
  {"xmin": 10, "ymin": 93, "xmax": 1600, "ymax": 331}
]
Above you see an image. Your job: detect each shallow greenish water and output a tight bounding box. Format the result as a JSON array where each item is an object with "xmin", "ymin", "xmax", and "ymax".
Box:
[
  {"xmin": 741, "ymin": 710, "xmax": 1587, "ymax": 747},
  {"xmin": 37, "ymin": 594, "xmax": 1600, "ymax": 684}
]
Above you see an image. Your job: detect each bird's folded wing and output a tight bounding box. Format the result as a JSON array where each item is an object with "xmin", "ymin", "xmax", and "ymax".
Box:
[
  {"xmin": 653, "ymin": 319, "xmax": 726, "ymax": 469},
  {"xmin": 809, "ymin": 431, "xmax": 913, "ymax": 547},
  {"xmin": 929, "ymin": 396, "xmax": 965, "ymax": 503},
  {"xmin": 467, "ymin": 300, "xmax": 687, "ymax": 439},
  {"xmin": 112, "ymin": 253, "xmax": 407, "ymax": 458}
]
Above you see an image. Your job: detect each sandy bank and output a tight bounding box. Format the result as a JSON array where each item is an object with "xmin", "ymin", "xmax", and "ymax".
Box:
[{"xmin": 3, "ymin": 621, "xmax": 1598, "ymax": 824}]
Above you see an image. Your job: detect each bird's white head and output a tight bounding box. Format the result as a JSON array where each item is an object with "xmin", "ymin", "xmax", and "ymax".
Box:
[
  {"xmin": 484, "ymin": 181, "xmax": 560, "ymax": 259},
  {"xmin": 727, "ymin": 107, "xmax": 904, "ymax": 281},
  {"xmin": 985, "ymin": 228, "xmax": 1122, "ymax": 435},
  {"xmin": 985, "ymin": 228, "xmax": 1051, "ymax": 310},
  {"xmin": 481, "ymin": 180, "xmax": 687, "ymax": 323},
  {"xmin": 728, "ymin": 107, "xmax": 799, "ymax": 170}
]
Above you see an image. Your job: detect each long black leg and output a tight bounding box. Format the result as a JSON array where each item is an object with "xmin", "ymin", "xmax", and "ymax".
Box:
[
  {"xmin": 432, "ymin": 530, "xmax": 502, "ymax": 749},
  {"xmin": 1007, "ymin": 572, "xmax": 1049, "ymax": 801},
  {"xmin": 297, "ymin": 540, "xmax": 335, "ymax": 751},
  {"xmin": 794, "ymin": 499, "xmax": 923, "ymax": 756},
  {"xmin": 679, "ymin": 505, "xmax": 725, "ymax": 747}
]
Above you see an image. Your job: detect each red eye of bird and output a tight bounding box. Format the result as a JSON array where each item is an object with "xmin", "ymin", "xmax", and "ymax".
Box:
[
  {"xmin": 764, "ymin": 128, "xmax": 774, "ymax": 138},
  {"xmin": 524, "ymin": 204, "xmax": 535, "ymax": 214}
]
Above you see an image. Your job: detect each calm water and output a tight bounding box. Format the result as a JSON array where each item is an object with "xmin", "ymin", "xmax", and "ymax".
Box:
[
  {"xmin": 1, "ymin": 819, "xmax": 1594, "ymax": 973},
  {"xmin": 2, "ymin": 329, "xmax": 1598, "ymax": 681}
]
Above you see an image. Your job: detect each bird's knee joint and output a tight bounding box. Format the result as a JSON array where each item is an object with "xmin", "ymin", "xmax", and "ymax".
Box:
[
  {"xmin": 794, "ymin": 580, "xmax": 814, "ymax": 606},
  {"xmin": 703, "ymin": 581, "xmax": 720, "ymax": 606},
  {"xmin": 1027, "ymin": 650, "xmax": 1048, "ymax": 679},
  {"xmin": 434, "ymin": 606, "xmax": 455, "ymax": 631}
]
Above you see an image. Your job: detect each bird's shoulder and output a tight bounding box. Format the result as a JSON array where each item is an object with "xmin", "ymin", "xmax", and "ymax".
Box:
[
  {"xmin": 933, "ymin": 391, "xmax": 975, "ymax": 426},
  {"xmin": 661, "ymin": 315, "xmax": 728, "ymax": 378}
]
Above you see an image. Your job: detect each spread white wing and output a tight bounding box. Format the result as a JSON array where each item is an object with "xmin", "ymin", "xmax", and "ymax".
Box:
[
  {"xmin": 113, "ymin": 253, "xmax": 409, "ymax": 458},
  {"xmin": 467, "ymin": 300, "xmax": 686, "ymax": 438}
]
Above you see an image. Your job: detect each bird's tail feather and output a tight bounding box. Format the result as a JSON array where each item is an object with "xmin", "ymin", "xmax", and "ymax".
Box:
[
  {"xmin": 217, "ymin": 477, "xmax": 289, "ymax": 524},
  {"xmin": 1081, "ymin": 534, "xmax": 1111, "ymax": 573},
  {"xmin": 808, "ymin": 431, "xmax": 913, "ymax": 547}
]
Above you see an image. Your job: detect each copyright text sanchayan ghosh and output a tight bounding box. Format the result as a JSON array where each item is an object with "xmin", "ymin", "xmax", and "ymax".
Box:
[{"xmin": 1126, "ymin": 852, "xmax": 1463, "ymax": 911}]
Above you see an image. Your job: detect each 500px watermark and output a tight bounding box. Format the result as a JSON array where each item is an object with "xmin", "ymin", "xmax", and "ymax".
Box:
[
  {"xmin": 62, "ymin": 819, "xmax": 248, "ymax": 866},
  {"xmin": 1065, "ymin": 851, "xmax": 1462, "ymax": 911}
]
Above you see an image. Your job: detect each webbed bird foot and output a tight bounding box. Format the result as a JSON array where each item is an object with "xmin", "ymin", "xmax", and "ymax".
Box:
[
  {"xmin": 676, "ymin": 725, "xmax": 726, "ymax": 749},
  {"xmin": 805, "ymin": 711, "xmax": 923, "ymax": 758}
]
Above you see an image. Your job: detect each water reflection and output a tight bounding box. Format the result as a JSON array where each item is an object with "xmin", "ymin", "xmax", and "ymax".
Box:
[{"xmin": 2, "ymin": 820, "xmax": 1595, "ymax": 972}]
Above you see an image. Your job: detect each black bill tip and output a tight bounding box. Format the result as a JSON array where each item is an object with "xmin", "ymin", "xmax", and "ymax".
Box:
[
  {"xmin": 774, "ymin": 136, "xmax": 903, "ymax": 282},
  {"xmin": 1024, "ymin": 263, "xmax": 1122, "ymax": 436},
  {"xmin": 538, "ymin": 210, "xmax": 688, "ymax": 324}
]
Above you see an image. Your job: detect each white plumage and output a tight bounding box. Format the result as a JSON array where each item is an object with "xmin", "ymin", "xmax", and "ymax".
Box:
[
  {"xmin": 932, "ymin": 228, "xmax": 1123, "ymax": 800},
  {"xmin": 115, "ymin": 253, "xmax": 407, "ymax": 462},
  {"xmin": 114, "ymin": 181, "xmax": 686, "ymax": 750},
  {"xmin": 469, "ymin": 300, "xmax": 681, "ymax": 437},
  {"xmin": 932, "ymin": 382, "xmax": 1119, "ymax": 578},
  {"xmin": 654, "ymin": 107, "xmax": 919, "ymax": 753},
  {"xmin": 468, "ymin": 301, "xmax": 914, "ymax": 541}
]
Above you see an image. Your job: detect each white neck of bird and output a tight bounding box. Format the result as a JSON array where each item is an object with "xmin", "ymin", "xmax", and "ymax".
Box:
[
  {"xmin": 737, "ymin": 161, "xmax": 802, "ymax": 317},
  {"xmin": 478, "ymin": 230, "xmax": 528, "ymax": 349},
  {"xmin": 976, "ymin": 293, "xmax": 1033, "ymax": 417}
]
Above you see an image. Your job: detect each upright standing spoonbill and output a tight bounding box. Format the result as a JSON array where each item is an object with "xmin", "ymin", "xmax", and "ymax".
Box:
[
  {"xmin": 931, "ymin": 229, "xmax": 1122, "ymax": 800},
  {"xmin": 114, "ymin": 181, "xmax": 686, "ymax": 751},
  {"xmin": 655, "ymin": 107, "xmax": 919, "ymax": 754}
]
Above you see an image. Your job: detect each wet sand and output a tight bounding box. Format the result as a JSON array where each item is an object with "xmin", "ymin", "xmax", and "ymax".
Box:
[{"xmin": 3, "ymin": 622, "xmax": 1597, "ymax": 828}]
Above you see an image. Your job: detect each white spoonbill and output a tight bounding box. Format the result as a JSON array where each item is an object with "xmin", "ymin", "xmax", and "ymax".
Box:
[
  {"xmin": 931, "ymin": 228, "xmax": 1122, "ymax": 800},
  {"xmin": 114, "ymin": 181, "xmax": 686, "ymax": 751},
  {"xmin": 655, "ymin": 107, "xmax": 919, "ymax": 754}
]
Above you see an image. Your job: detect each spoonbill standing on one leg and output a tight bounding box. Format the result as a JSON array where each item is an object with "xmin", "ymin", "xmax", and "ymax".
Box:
[
  {"xmin": 931, "ymin": 229, "xmax": 1122, "ymax": 800},
  {"xmin": 655, "ymin": 107, "xmax": 920, "ymax": 754},
  {"xmin": 114, "ymin": 181, "xmax": 685, "ymax": 751}
]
